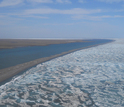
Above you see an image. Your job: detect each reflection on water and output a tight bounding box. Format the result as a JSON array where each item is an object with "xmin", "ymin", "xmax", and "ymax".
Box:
[{"xmin": 0, "ymin": 39, "xmax": 124, "ymax": 107}]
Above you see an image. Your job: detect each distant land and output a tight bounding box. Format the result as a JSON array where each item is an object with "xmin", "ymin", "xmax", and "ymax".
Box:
[{"xmin": 0, "ymin": 39, "xmax": 84, "ymax": 49}]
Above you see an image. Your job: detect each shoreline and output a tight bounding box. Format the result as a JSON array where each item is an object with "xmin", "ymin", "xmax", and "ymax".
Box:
[{"xmin": 0, "ymin": 40, "xmax": 114, "ymax": 84}]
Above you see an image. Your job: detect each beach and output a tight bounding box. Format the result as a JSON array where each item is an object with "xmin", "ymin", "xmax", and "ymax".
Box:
[{"xmin": 0, "ymin": 39, "xmax": 112, "ymax": 83}]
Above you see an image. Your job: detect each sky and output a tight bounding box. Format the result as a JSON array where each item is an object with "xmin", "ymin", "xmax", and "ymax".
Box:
[{"xmin": 0, "ymin": 0, "xmax": 124, "ymax": 39}]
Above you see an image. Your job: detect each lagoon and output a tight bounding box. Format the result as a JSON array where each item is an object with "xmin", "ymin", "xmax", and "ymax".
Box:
[{"xmin": 0, "ymin": 39, "xmax": 112, "ymax": 69}]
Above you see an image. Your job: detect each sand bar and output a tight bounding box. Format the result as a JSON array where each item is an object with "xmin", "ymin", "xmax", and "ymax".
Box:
[
  {"xmin": 0, "ymin": 39, "xmax": 85, "ymax": 83},
  {"xmin": 0, "ymin": 39, "xmax": 113, "ymax": 83}
]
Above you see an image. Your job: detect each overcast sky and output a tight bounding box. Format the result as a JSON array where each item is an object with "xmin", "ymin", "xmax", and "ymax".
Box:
[{"xmin": 0, "ymin": 0, "xmax": 124, "ymax": 39}]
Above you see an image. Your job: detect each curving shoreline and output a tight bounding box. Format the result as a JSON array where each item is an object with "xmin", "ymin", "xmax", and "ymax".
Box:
[{"xmin": 0, "ymin": 39, "xmax": 114, "ymax": 84}]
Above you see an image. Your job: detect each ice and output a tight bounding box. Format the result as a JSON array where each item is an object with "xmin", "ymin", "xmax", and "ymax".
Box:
[{"xmin": 0, "ymin": 39, "xmax": 124, "ymax": 106}]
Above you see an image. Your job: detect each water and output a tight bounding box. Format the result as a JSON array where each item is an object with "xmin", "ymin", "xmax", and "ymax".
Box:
[
  {"xmin": 0, "ymin": 39, "xmax": 111, "ymax": 69},
  {"xmin": 1, "ymin": 39, "xmax": 124, "ymax": 107}
]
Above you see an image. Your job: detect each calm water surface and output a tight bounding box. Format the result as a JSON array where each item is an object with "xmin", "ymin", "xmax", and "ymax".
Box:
[{"xmin": 0, "ymin": 39, "xmax": 112, "ymax": 69}]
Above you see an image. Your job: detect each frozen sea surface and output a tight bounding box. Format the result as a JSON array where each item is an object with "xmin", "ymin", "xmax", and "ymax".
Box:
[{"xmin": 0, "ymin": 39, "xmax": 124, "ymax": 107}]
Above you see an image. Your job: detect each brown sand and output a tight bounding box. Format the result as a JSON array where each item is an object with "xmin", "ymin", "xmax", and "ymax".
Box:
[{"xmin": 0, "ymin": 39, "xmax": 83, "ymax": 49}]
